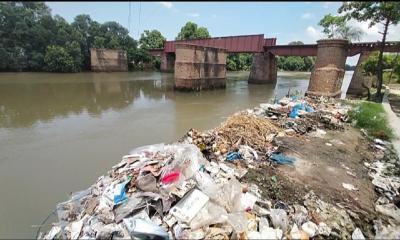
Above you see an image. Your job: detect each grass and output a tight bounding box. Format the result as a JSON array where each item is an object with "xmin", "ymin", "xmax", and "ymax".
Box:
[
  {"xmin": 383, "ymin": 71, "xmax": 400, "ymax": 85},
  {"xmin": 348, "ymin": 101, "xmax": 393, "ymax": 140}
]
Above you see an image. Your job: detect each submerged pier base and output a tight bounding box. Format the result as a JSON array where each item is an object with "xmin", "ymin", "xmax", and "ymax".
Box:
[
  {"xmin": 248, "ymin": 52, "xmax": 277, "ymax": 84},
  {"xmin": 174, "ymin": 44, "xmax": 227, "ymax": 91}
]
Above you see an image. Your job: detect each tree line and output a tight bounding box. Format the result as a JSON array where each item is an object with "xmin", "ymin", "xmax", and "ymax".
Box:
[
  {"xmin": 0, "ymin": 2, "xmax": 175, "ymax": 72},
  {"xmin": 0, "ymin": 2, "xmax": 317, "ymax": 73}
]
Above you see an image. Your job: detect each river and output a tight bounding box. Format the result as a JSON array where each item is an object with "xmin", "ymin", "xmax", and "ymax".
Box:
[{"xmin": 0, "ymin": 71, "xmax": 353, "ymax": 238}]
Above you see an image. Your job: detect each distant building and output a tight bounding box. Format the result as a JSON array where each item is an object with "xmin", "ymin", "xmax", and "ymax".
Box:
[{"xmin": 90, "ymin": 48, "xmax": 128, "ymax": 72}]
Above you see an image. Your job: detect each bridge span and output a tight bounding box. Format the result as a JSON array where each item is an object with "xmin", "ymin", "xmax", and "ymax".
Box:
[{"xmin": 149, "ymin": 34, "xmax": 400, "ymax": 96}]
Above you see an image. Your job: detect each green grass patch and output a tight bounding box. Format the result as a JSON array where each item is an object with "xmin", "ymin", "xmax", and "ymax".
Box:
[{"xmin": 348, "ymin": 101, "xmax": 393, "ymax": 140}]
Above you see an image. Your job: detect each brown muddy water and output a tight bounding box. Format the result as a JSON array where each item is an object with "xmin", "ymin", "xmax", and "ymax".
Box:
[{"xmin": 0, "ymin": 71, "xmax": 353, "ymax": 238}]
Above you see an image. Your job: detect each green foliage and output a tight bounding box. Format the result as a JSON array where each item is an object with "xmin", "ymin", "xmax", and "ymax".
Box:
[
  {"xmin": 319, "ymin": 14, "xmax": 363, "ymax": 41},
  {"xmin": 339, "ymin": 2, "xmax": 400, "ymax": 28},
  {"xmin": 339, "ymin": 2, "xmax": 400, "ymax": 100},
  {"xmin": 362, "ymin": 52, "xmax": 399, "ymax": 75},
  {"xmin": 277, "ymin": 41, "xmax": 315, "ymax": 71},
  {"xmin": 0, "ymin": 2, "xmax": 145, "ymax": 72},
  {"xmin": 139, "ymin": 30, "xmax": 166, "ymax": 49},
  {"xmin": 176, "ymin": 22, "xmax": 211, "ymax": 40},
  {"xmin": 44, "ymin": 45, "xmax": 79, "ymax": 72},
  {"xmin": 93, "ymin": 36, "xmax": 106, "ymax": 48},
  {"xmin": 226, "ymin": 54, "xmax": 252, "ymax": 71},
  {"xmin": 349, "ymin": 101, "xmax": 393, "ymax": 139}
]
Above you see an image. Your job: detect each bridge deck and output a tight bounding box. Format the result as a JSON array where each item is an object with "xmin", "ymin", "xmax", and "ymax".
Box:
[
  {"xmin": 163, "ymin": 34, "xmax": 276, "ymax": 53},
  {"xmin": 265, "ymin": 41, "xmax": 400, "ymax": 57},
  {"xmin": 149, "ymin": 34, "xmax": 400, "ymax": 57}
]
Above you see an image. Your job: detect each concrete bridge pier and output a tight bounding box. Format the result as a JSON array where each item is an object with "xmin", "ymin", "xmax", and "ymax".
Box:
[
  {"xmin": 306, "ymin": 39, "xmax": 349, "ymax": 98},
  {"xmin": 174, "ymin": 44, "xmax": 227, "ymax": 91},
  {"xmin": 346, "ymin": 51, "xmax": 374, "ymax": 96},
  {"xmin": 248, "ymin": 52, "xmax": 277, "ymax": 84},
  {"xmin": 160, "ymin": 52, "xmax": 175, "ymax": 72}
]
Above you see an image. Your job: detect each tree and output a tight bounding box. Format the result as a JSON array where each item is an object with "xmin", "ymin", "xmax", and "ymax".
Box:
[
  {"xmin": 176, "ymin": 22, "xmax": 210, "ymax": 40},
  {"xmin": 0, "ymin": 2, "xmax": 144, "ymax": 72},
  {"xmin": 277, "ymin": 41, "xmax": 315, "ymax": 72},
  {"xmin": 195, "ymin": 27, "xmax": 210, "ymax": 39},
  {"xmin": 44, "ymin": 45, "xmax": 78, "ymax": 72},
  {"xmin": 319, "ymin": 14, "xmax": 364, "ymax": 41},
  {"xmin": 363, "ymin": 52, "xmax": 400, "ymax": 83},
  {"xmin": 65, "ymin": 41, "xmax": 83, "ymax": 71},
  {"xmin": 226, "ymin": 54, "xmax": 252, "ymax": 71},
  {"xmin": 139, "ymin": 30, "xmax": 166, "ymax": 49},
  {"xmin": 339, "ymin": 2, "xmax": 400, "ymax": 101}
]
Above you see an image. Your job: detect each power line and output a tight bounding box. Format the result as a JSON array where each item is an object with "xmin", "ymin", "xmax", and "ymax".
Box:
[
  {"xmin": 137, "ymin": 1, "xmax": 141, "ymax": 39},
  {"xmin": 128, "ymin": 1, "xmax": 131, "ymax": 33}
]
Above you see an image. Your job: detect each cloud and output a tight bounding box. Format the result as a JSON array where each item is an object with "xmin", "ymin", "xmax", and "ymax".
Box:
[
  {"xmin": 301, "ymin": 13, "xmax": 313, "ymax": 19},
  {"xmin": 159, "ymin": 2, "xmax": 173, "ymax": 9},
  {"xmin": 188, "ymin": 13, "xmax": 199, "ymax": 18},
  {"xmin": 306, "ymin": 26, "xmax": 323, "ymax": 41},
  {"xmin": 347, "ymin": 19, "xmax": 400, "ymax": 42},
  {"xmin": 322, "ymin": 2, "xmax": 334, "ymax": 9}
]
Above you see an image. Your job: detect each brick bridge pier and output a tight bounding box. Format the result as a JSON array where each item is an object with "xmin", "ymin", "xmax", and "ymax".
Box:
[{"xmin": 150, "ymin": 35, "xmax": 400, "ymax": 95}]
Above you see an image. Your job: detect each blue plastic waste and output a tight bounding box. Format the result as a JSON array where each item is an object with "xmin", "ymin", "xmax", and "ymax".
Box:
[
  {"xmin": 305, "ymin": 105, "xmax": 314, "ymax": 112},
  {"xmin": 114, "ymin": 179, "xmax": 130, "ymax": 205},
  {"xmin": 289, "ymin": 103, "xmax": 314, "ymax": 118},
  {"xmin": 226, "ymin": 151, "xmax": 242, "ymax": 161},
  {"xmin": 289, "ymin": 108, "xmax": 299, "ymax": 118},
  {"xmin": 270, "ymin": 153, "xmax": 296, "ymax": 165}
]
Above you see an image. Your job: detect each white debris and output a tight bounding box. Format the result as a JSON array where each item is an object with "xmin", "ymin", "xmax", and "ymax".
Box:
[
  {"xmin": 352, "ymin": 227, "xmax": 365, "ymax": 240},
  {"xmin": 301, "ymin": 221, "xmax": 318, "ymax": 238},
  {"xmin": 342, "ymin": 183, "xmax": 359, "ymax": 191}
]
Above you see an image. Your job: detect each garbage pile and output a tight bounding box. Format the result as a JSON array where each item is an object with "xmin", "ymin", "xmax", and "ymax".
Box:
[
  {"xmin": 251, "ymin": 96, "xmax": 350, "ymax": 134},
  {"xmin": 40, "ymin": 96, "xmax": 400, "ymax": 239},
  {"xmin": 364, "ymin": 138, "xmax": 400, "ymax": 238}
]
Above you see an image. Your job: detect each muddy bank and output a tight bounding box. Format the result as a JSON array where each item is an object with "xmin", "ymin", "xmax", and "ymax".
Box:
[{"xmin": 40, "ymin": 96, "xmax": 400, "ymax": 239}]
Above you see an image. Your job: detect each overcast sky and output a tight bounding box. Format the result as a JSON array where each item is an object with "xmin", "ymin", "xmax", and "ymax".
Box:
[{"xmin": 46, "ymin": 1, "xmax": 400, "ymax": 65}]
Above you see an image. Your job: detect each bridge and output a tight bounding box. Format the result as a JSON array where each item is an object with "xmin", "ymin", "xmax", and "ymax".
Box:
[{"xmin": 149, "ymin": 34, "xmax": 400, "ymax": 96}]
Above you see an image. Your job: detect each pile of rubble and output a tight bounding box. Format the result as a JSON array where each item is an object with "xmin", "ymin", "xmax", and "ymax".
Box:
[{"xmin": 40, "ymin": 96, "xmax": 400, "ymax": 239}]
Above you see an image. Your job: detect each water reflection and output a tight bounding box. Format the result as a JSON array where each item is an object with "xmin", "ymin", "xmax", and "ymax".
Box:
[{"xmin": 0, "ymin": 73, "xmax": 174, "ymax": 129}]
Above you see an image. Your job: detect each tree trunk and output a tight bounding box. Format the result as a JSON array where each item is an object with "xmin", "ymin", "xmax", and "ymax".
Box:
[{"xmin": 376, "ymin": 19, "xmax": 390, "ymax": 102}]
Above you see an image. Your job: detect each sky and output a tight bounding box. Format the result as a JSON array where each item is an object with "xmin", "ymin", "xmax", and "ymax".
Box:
[{"xmin": 46, "ymin": 1, "xmax": 400, "ymax": 65}]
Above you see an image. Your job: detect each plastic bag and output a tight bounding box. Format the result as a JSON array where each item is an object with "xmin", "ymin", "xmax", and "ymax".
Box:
[
  {"xmin": 162, "ymin": 144, "xmax": 207, "ymax": 181},
  {"xmin": 189, "ymin": 202, "xmax": 228, "ymax": 230},
  {"xmin": 195, "ymin": 171, "xmax": 220, "ymax": 200},
  {"xmin": 269, "ymin": 209, "xmax": 289, "ymax": 231},
  {"xmin": 227, "ymin": 212, "xmax": 248, "ymax": 232}
]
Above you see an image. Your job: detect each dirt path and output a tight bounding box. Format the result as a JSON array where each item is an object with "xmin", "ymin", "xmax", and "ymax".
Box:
[
  {"xmin": 384, "ymin": 87, "xmax": 400, "ymax": 159},
  {"xmin": 388, "ymin": 84, "xmax": 400, "ymax": 118},
  {"xmin": 243, "ymin": 126, "xmax": 380, "ymax": 237}
]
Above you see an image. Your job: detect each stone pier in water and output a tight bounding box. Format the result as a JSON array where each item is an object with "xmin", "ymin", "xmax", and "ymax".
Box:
[
  {"xmin": 174, "ymin": 44, "xmax": 227, "ymax": 91},
  {"xmin": 248, "ymin": 52, "xmax": 277, "ymax": 84}
]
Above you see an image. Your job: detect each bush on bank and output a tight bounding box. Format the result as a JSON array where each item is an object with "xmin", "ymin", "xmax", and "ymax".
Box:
[{"xmin": 349, "ymin": 101, "xmax": 393, "ymax": 140}]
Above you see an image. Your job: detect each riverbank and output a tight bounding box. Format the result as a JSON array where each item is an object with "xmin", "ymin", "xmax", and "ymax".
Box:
[{"xmin": 40, "ymin": 95, "xmax": 400, "ymax": 239}]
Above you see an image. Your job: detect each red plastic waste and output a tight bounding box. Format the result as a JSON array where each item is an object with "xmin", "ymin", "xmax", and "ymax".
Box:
[{"xmin": 161, "ymin": 171, "xmax": 180, "ymax": 184}]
